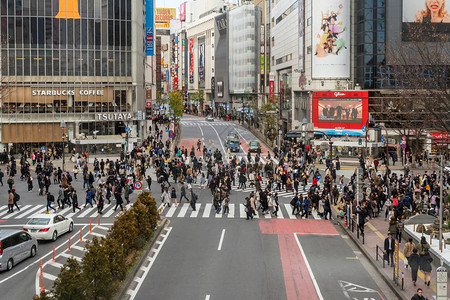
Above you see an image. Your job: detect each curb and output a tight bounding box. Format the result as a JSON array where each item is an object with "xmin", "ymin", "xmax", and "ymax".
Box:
[
  {"xmin": 114, "ymin": 218, "xmax": 169, "ymax": 300},
  {"xmin": 337, "ymin": 220, "xmax": 408, "ymax": 300}
]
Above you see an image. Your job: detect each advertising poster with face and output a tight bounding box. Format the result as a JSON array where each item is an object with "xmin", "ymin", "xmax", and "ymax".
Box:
[
  {"xmin": 312, "ymin": 0, "xmax": 350, "ymax": 79},
  {"xmin": 403, "ymin": 0, "xmax": 450, "ymax": 40},
  {"xmin": 198, "ymin": 36, "xmax": 205, "ymax": 88}
]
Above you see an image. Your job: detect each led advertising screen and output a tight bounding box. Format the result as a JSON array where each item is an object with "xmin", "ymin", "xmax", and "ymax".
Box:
[
  {"xmin": 312, "ymin": 0, "xmax": 350, "ymax": 79},
  {"xmin": 402, "ymin": 0, "xmax": 450, "ymax": 40},
  {"xmin": 313, "ymin": 91, "xmax": 368, "ymax": 130},
  {"xmin": 298, "ymin": 0, "xmax": 304, "ymax": 70}
]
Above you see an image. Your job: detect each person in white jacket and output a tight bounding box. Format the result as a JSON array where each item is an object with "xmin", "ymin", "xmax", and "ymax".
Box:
[{"xmin": 161, "ymin": 187, "xmax": 171, "ymax": 207}]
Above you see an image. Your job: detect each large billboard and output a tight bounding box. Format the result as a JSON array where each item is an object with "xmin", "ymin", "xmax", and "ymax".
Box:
[
  {"xmin": 189, "ymin": 38, "xmax": 194, "ymax": 84},
  {"xmin": 146, "ymin": 0, "xmax": 154, "ymax": 56},
  {"xmin": 312, "ymin": 0, "xmax": 350, "ymax": 78},
  {"xmin": 402, "ymin": 0, "xmax": 450, "ymax": 41},
  {"xmin": 155, "ymin": 8, "xmax": 176, "ymax": 27},
  {"xmin": 198, "ymin": 36, "xmax": 205, "ymax": 88},
  {"xmin": 312, "ymin": 91, "xmax": 369, "ymax": 130}
]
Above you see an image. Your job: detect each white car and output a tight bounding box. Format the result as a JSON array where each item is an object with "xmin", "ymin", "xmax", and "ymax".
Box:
[
  {"xmin": 23, "ymin": 214, "xmax": 74, "ymax": 241},
  {"xmin": 205, "ymin": 115, "xmax": 214, "ymax": 122}
]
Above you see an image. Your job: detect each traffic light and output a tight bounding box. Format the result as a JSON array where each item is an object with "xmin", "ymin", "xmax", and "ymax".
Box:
[{"xmin": 358, "ymin": 138, "xmax": 362, "ymax": 145}]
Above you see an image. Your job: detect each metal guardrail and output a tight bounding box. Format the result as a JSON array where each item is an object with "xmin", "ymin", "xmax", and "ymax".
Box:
[{"xmin": 376, "ymin": 245, "xmax": 386, "ymax": 268}]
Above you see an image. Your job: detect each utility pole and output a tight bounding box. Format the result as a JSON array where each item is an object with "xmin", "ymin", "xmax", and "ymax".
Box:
[{"xmin": 439, "ymin": 154, "xmax": 444, "ymax": 252}]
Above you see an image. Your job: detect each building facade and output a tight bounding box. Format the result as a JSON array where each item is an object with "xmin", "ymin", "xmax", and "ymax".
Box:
[{"xmin": 0, "ymin": 0, "xmax": 146, "ymax": 153}]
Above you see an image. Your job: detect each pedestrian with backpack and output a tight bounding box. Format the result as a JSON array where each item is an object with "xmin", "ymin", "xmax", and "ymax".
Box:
[
  {"xmin": 12, "ymin": 189, "xmax": 20, "ymax": 211},
  {"xmin": 46, "ymin": 191, "xmax": 56, "ymax": 213},
  {"xmin": 84, "ymin": 189, "xmax": 93, "ymax": 208}
]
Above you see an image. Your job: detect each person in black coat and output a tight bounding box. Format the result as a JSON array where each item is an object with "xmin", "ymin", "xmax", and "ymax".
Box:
[
  {"xmin": 408, "ymin": 248, "xmax": 420, "ymax": 286},
  {"xmin": 384, "ymin": 233, "xmax": 395, "ymax": 267},
  {"xmin": 419, "ymin": 249, "xmax": 433, "ymax": 286},
  {"xmin": 410, "ymin": 288, "xmax": 425, "ymax": 300}
]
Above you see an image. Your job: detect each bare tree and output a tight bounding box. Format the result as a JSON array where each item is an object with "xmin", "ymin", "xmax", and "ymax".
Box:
[{"xmin": 371, "ymin": 25, "xmax": 450, "ymax": 157}]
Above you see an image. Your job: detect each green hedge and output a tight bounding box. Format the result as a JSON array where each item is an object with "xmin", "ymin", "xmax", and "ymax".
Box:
[{"xmin": 34, "ymin": 192, "xmax": 159, "ymax": 300}]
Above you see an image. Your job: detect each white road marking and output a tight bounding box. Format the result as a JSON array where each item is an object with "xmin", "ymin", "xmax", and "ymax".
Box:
[
  {"xmin": 311, "ymin": 210, "xmax": 321, "ymax": 220},
  {"xmin": 294, "ymin": 234, "xmax": 324, "ymax": 300},
  {"xmin": 277, "ymin": 207, "xmax": 284, "ymax": 219},
  {"xmin": 102, "ymin": 205, "xmax": 116, "ymax": 218},
  {"xmin": 77, "ymin": 206, "xmax": 97, "ymax": 218},
  {"xmin": 206, "ymin": 123, "xmax": 227, "ymax": 156},
  {"xmin": 217, "ymin": 229, "xmax": 226, "ymax": 251},
  {"xmin": 3, "ymin": 205, "xmax": 32, "ymax": 219},
  {"xmin": 240, "ymin": 204, "xmax": 247, "ymax": 218},
  {"xmin": 165, "ymin": 205, "xmax": 177, "ymax": 218},
  {"xmin": 177, "ymin": 204, "xmax": 189, "ymax": 218},
  {"xmin": 43, "ymin": 272, "xmax": 57, "ymax": 281},
  {"xmin": 190, "ymin": 204, "xmax": 201, "ymax": 217},
  {"xmin": 15, "ymin": 205, "xmax": 44, "ymax": 219},
  {"xmin": 202, "ymin": 203, "xmax": 212, "ymax": 218},
  {"xmin": 127, "ymin": 227, "xmax": 173, "ymax": 300},
  {"xmin": 198, "ymin": 124, "xmax": 204, "ymax": 137},
  {"xmin": 284, "ymin": 204, "xmax": 296, "ymax": 219},
  {"xmin": 228, "ymin": 204, "xmax": 235, "ymax": 218},
  {"xmin": 205, "ymin": 295, "xmax": 210, "ymax": 300}
]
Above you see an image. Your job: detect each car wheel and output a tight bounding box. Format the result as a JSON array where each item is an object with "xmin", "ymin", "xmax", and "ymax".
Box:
[
  {"xmin": 68, "ymin": 222, "xmax": 73, "ymax": 233},
  {"xmin": 52, "ymin": 231, "xmax": 58, "ymax": 241},
  {"xmin": 6, "ymin": 259, "xmax": 13, "ymax": 271},
  {"xmin": 30, "ymin": 245, "xmax": 36, "ymax": 258}
]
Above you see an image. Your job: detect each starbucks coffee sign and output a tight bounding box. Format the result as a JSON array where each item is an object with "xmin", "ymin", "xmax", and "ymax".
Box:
[
  {"xmin": 32, "ymin": 89, "xmax": 104, "ymax": 96},
  {"xmin": 96, "ymin": 113, "xmax": 133, "ymax": 121}
]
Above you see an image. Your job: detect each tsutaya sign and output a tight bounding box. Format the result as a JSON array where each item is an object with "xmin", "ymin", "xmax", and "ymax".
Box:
[
  {"xmin": 97, "ymin": 113, "xmax": 133, "ymax": 121},
  {"xmin": 32, "ymin": 89, "xmax": 104, "ymax": 96}
]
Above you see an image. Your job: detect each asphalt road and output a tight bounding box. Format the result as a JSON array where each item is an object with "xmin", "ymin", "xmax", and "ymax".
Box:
[
  {"xmin": 129, "ymin": 116, "xmax": 397, "ymax": 300},
  {"xmin": 0, "ymin": 165, "xmax": 135, "ymax": 299}
]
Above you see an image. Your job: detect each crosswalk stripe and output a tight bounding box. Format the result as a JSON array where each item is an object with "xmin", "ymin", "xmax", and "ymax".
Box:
[
  {"xmin": 202, "ymin": 203, "xmax": 212, "ymax": 218},
  {"xmin": 284, "ymin": 204, "xmax": 296, "ymax": 219},
  {"xmin": 277, "ymin": 207, "xmax": 284, "ymax": 219},
  {"xmin": 165, "ymin": 205, "xmax": 177, "ymax": 218},
  {"xmin": 240, "ymin": 204, "xmax": 247, "ymax": 218},
  {"xmin": 177, "ymin": 204, "xmax": 189, "ymax": 217},
  {"xmin": 3, "ymin": 205, "xmax": 32, "ymax": 219},
  {"xmin": 0, "ymin": 205, "xmax": 8, "ymax": 213},
  {"xmin": 190, "ymin": 204, "xmax": 201, "ymax": 218},
  {"xmin": 0, "ymin": 208, "xmax": 13, "ymax": 218},
  {"xmin": 215, "ymin": 207, "xmax": 223, "ymax": 218},
  {"xmin": 58, "ymin": 206, "xmax": 74, "ymax": 217},
  {"xmin": 228, "ymin": 204, "xmax": 235, "ymax": 218},
  {"xmin": 264, "ymin": 211, "xmax": 271, "ymax": 218},
  {"xmin": 15, "ymin": 205, "xmax": 44, "ymax": 219},
  {"xmin": 102, "ymin": 205, "xmax": 116, "ymax": 218},
  {"xmin": 77, "ymin": 206, "xmax": 97, "ymax": 218},
  {"xmin": 90, "ymin": 203, "xmax": 111, "ymax": 218}
]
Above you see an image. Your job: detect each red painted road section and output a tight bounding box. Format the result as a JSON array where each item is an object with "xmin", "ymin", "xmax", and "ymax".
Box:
[
  {"xmin": 278, "ymin": 234, "xmax": 319, "ymax": 300},
  {"xmin": 260, "ymin": 219, "xmax": 338, "ymax": 300},
  {"xmin": 179, "ymin": 139, "xmax": 203, "ymax": 156},
  {"xmin": 240, "ymin": 140, "xmax": 274, "ymax": 157},
  {"xmin": 259, "ymin": 219, "xmax": 338, "ymax": 235}
]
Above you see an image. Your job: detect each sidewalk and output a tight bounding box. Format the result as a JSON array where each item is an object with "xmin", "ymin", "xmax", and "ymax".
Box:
[{"xmin": 335, "ymin": 208, "xmax": 448, "ymax": 300}]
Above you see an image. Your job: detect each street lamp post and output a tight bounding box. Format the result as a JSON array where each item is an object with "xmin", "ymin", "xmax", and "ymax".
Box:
[
  {"xmin": 60, "ymin": 121, "xmax": 66, "ymax": 172},
  {"xmin": 439, "ymin": 154, "xmax": 444, "ymax": 252}
]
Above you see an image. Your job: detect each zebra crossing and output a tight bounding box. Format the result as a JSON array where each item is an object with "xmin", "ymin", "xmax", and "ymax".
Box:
[
  {"xmin": 158, "ymin": 202, "xmax": 321, "ymax": 220},
  {"xmin": 187, "ymin": 179, "xmax": 317, "ymax": 199},
  {"xmin": 0, "ymin": 203, "xmax": 123, "ymax": 220},
  {"xmin": 181, "ymin": 121, "xmax": 231, "ymax": 126}
]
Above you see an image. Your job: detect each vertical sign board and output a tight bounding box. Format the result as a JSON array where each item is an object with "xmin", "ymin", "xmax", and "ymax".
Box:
[
  {"xmin": 298, "ymin": 0, "xmax": 304, "ymax": 70},
  {"xmin": 394, "ymin": 240, "xmax": 399, "ymax": 279},
  {"xmin": 198, "ymin": 36, "xmax": 205, "ymax": 88},
  {"xmin": 189, "ymin": 38, "xmax": 194, "ymax": 84},
  {"xmin": 146, "ymin": 0, "xmax": 154, "ymax": 56}
]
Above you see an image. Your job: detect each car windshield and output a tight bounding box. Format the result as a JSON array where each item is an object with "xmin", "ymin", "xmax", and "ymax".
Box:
[
  {"xmin": 250, "ymin": 142, "xmax": 258, "ymax": 147},
  {"xmin": 27, "ymin": 218, "xmax": 50, "ymax": 225},
  {"xmin": 230, "ymin": 140, "xmax": 239, "ymax": 145}
]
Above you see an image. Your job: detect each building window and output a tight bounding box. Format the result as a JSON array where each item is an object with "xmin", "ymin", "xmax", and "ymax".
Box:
[
  {"xmin": 307, "ymin": 17, "xmax": 312, "ymax": 26},
  {"xmin": 307, "ymin": 46, "xmax": 312, "ymax": 54}
]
